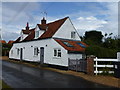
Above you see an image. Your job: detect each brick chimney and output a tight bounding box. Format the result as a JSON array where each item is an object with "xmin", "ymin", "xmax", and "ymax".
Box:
[
  {"xmin": 26, "ymin": 22, "xmax": 29, "ymax": 30},
  {"xmin": 41, "ymin": 17, "xmax": 46, "ymax": 24}
]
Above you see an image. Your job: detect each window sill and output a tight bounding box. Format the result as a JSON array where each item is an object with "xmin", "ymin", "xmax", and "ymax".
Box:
[
  {"xmin": 53, "ymin": 57, "xmax": 61, "ymax": 59},
  {"xmin": 34, "ymin": 55, "xmax": 38, "ymax": 57}
]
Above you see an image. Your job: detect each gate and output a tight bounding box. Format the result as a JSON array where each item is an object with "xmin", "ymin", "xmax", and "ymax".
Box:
[{"xmin": 68, "ymin": 58, "xmax": 87, "ymax": 72}]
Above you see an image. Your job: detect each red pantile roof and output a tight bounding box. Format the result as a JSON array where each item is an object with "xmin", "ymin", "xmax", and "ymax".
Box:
[
  {"xmin": 22, "ymin": 28, "xmax": 35, "ymax": 41},
  {"xmin": 14, "ymin": 28, "xmax": 35, "ymax": 43},
  {"xmin": 39, "ymin": 17, "xmax": 68, "ymax": 39},
  {"xmin": 54, "ymin": 38, "xmax": 88, "ymax": 52},
  {"xmin": 0, "ymin": 40, "xmax": 6, "ymax": 44},
  {"xmin": 8, "ymin": 40, "xmax": 14, "ymax": 44},
  {"xmin": 37, "ymin": 24, "xmax": 47, "ymax": 30},
  {"xmin": 14, "ymin": 17, "xmax": 68, "ymax": 43},
  {"xmin": 14, "ymin": 37, "xmax": 21, "ymax": 43},
  {"xmin": 22, "ymin": 29, "xmax": 30, "ymax": 34}
]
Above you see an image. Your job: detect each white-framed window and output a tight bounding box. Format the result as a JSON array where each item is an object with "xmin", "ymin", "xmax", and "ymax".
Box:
[
  {"xmin": 17, "ymin": 48, "xmax": 19, "ymax": 55},
  {"xmin": 54, "ymin": 49, "xmax": 61, "ymax": 58},
  {"xmin": 71, "ymin": 31, "xmax": 76, "ymax": 39},
  {"xmin": 35, "ymin": 31, "xmax": 39, "ymax": 38},
  {"xmin": 34, "ymin": 47, "xmax": 39, "ymax": 56}
]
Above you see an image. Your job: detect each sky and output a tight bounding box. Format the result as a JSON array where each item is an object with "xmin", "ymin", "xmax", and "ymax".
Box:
[{"xmin": 1, "ymin": 1, "xmax": 119, "ymax": 42}]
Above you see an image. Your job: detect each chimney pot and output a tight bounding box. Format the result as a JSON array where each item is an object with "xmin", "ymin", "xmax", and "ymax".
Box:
[
  {"xmin": 26, "ymin": 22, "xmax": 29, "ymax": 30},
  {"xmin": 41, "ymin": 17, "xmax": 46, "ymax": 24}
]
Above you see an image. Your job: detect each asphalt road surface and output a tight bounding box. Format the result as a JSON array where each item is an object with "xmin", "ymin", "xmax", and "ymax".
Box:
[{"xmin": 2, "ymin": 60, "xmax": 116, "ymax": 88}]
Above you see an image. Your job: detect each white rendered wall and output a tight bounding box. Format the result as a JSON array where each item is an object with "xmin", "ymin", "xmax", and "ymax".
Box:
[
  {"xmin": 9, "ymin": 39, "xmax": 69, "ymax": 67},
  {"xmin": 9, "ymin": 46, "xmax": 20, "ymax": 60},
  {"xmin": 53, "ymin": 18, "xmax": 81, "ymax": 40},
  {"xmin": 68, "ymin": 54, "xmax": 82, "ymax": 59},
  {"xmin": 44, "ymin": 39, "xmax": 68, "ymax": 67}
]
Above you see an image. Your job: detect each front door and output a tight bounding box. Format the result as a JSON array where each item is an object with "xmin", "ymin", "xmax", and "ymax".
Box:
[
  {"xmin": 20, "ymin": 48, "xmax": 23, "ymax": 61},
  {"xmin": 40, "ymin": 47, "xmax": 44, "ymax": 64}
]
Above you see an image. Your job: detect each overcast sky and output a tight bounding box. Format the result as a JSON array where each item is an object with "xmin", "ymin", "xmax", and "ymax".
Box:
[{"xmin": 1, "ymin": 1, "xmax": 119, "ymax": 42}]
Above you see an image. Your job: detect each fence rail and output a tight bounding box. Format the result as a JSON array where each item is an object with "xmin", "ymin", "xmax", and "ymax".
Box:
[{"xmin": 94, "ymin": 57, "xmax": 118, "ymax": 75}]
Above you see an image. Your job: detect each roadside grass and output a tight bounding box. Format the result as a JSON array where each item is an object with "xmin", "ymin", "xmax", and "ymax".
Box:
[{"xmin": 0, "ymin": 80, "xmax": 12, "ymax": 89}]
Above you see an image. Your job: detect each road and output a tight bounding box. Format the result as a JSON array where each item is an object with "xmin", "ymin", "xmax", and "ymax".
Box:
[{"xmin": 2, "ymin": 60, "xmax": 116, "ymax": 88}]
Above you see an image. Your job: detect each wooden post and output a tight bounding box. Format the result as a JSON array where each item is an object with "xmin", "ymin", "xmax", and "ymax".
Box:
[
  {"xmin": 76, "ymin": 59, "xmax": 78, "ymax": 72},
  {"xmin": 68, "ymin": 58, "xmax": 70, "ymax": 70}
]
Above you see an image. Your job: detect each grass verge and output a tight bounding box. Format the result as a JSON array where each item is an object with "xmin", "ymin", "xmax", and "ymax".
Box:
[{"xmin": 0, "ymin": 80, "xmax": 12, "ymax": 89}]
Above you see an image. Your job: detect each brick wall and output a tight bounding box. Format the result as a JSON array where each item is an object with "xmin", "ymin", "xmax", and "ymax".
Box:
[{"xmin": 86, "ymin": 55, "xmax": 95, "ymax": 75}]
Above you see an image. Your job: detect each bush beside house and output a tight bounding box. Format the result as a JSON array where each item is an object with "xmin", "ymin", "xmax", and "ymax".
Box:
[{"xmin": 0, "ymin": 40, "xmax": 13, "ymax": 56}]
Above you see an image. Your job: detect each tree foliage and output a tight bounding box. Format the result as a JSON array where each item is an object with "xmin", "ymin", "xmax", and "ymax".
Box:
[
  {"xmin": 81, "ymin": 30, "xmax": 120, "ymax": 58},
  {"xmin": 1, "ymin": 43, "xmax": 12, "ymax": 56},
  {"xmin": 84, "ymin": 30, "xmax": 103, "ymax": 45}
]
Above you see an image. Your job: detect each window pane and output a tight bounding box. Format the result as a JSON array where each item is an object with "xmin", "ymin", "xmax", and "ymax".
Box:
[
  {"xmin": 34, "ymin": 48, "xmax": 36, "ymax": 55},
  {"xmin": 58, "ymin": 49, "xmax": 61, "ymax": 57},
  {"xmin": 54, "ymin": 49, "xmax": 57, "ymax": 56},
  {"xmin": 71, "ymin": 32, "xmax": 76, "ymax": 38},
  {"xmin": 71, "ymin": 32, "xmax": 73, "ymax": 38},
  {"xmin": 62, "ymin": 41, "xmax": 73, "ymax": 47},
  {"xmin": 34, "ymin": 47, "xmax": 38, "ymax": 56},
  {"xmin": 77, "ymin": 42, "xmax": 86, "ymax": 48},
  {"xmin": 37, "ymin": 48, "xmax": 39, "ymax": 55},
  {"xmin": 17, "ymin": 49, "xmax": 19, "ymax": 55},
  {"xmin": 58, "ymin": 52, "xmax": 61, "ymax": 57},
  {"xmin": 36, "ymin": 31, "xmax": 39, "ymax": 38}
]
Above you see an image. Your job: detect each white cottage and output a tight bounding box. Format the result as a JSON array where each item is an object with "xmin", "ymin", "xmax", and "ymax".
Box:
[{"xmin": 9, "ymin": 17, "xmax": 87, "ymax": 67}]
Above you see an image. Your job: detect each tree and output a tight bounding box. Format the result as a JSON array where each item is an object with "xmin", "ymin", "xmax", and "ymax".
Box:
[
  {"xmin": 103, "ymin": 33, "xmax": 119, "ymax": 50},
  {"xmin": 84, "ymin": 30, "xmax": 103, "ymax": 45},
  {"xmin": 83, "ymin": 31, "xmax": 118, "ymax": 58},
  {"xmin": 2, "ymin": 43, "xmax": 12, "ymax": 56}
]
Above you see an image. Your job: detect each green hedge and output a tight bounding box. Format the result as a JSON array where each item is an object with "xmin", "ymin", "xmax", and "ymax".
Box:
[{"xmin": 85, "ymin": 45, "xmax": 117, "ymax": 58}]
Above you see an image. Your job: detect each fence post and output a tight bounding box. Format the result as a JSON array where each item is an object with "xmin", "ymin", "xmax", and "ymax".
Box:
[
  {"xmin": 95, "ymin": 57, "xmax": 98, "ymax": 75},
  {"xmin": 76, "ymin": 59, "xmax": 78, "ymax": 72},
  {"xmin": 68, "ymin": 58, "xmax": 70, "ymax": 70},
  {"xmin": 86, "ymin": 55, "xmax": 95, "ymax": 75},
  {"xmin": 117, "ymin": 52, "xmax": 120, "ymax": 62}
]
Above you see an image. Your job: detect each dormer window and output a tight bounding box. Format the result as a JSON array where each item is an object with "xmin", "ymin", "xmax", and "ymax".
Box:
[
  {"xmin": 71, "ymin": 31, "xmax": 76, "ymax": 39},
  {"xmin": 35, "ymin": 31, "xmax": 39, "ymax": 38},
  {"xmin": 20, "ymin": 34, "xmax": 23, "ymax": 41}
]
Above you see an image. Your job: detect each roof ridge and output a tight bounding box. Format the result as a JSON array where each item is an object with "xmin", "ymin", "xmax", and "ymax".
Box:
[
  {"xmin": 37, "ymin": 17, "xmax": 69, "ymax": 25},
  {"xmin": 47, "ymin": 17, "xmax": 69, "ymax": 25}
]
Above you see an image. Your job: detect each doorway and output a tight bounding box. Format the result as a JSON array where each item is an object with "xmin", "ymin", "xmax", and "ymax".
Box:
[
  {"xmin": 20, "ymin": 48, "xmax": 23, "ymax": 60},
  {"xmin": 40, "ymin": 47, "xmax": 44, "ymax": 64}
]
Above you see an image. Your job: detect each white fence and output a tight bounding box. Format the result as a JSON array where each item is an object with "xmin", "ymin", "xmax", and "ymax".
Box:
[
  {"xmin": 94, "ymin": 57, "xmax": 118, "ymax": 75},
  {"xmin": 117, "ymin": 52, "xmax": 120, "ymax": 61}
]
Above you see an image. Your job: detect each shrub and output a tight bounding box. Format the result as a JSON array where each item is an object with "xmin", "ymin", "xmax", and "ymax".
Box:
[{"xmin": 85, "ymin": 45, "xmax": 117, "ymax": 58}]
